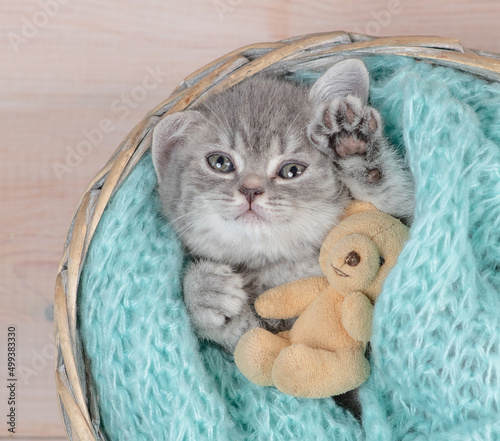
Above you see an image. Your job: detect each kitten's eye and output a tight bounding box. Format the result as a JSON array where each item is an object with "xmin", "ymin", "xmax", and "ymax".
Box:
[
  {"xmin": 278, "ymin": 163, "xmax": 307, "ymax": 179},
  {"xmin": 207, "ymin": 154, "xmax": 235, "ymax": 173}
]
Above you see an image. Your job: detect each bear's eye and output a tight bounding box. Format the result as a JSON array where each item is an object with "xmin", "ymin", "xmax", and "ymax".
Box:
[
  {"xmin": 379, "ymin": 256, "xmax": 385, "ymax": 266},
  {"xmin": 278, "ymin": 163, "xmax": 307, "ymax": 179},
  {"xmin": 346, "ymin": 251, "xmax": 361, "ymax": 267}
]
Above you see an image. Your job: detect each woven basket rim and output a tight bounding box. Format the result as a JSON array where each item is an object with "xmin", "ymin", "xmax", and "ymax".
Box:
[{"xmin": 54, "ymin": 31, "xmax": 500, "ymax": 441}]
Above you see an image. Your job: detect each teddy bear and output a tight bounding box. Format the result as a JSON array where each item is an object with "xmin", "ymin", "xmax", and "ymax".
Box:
[{"xmin": 234, "ymin": 201, "xmax": 409, "ymax": 398}]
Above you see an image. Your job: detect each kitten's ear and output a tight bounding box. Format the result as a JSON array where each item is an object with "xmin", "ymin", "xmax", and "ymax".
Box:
[
  {"xmin": 309, "ymin": 59, "xmax": 369, "ymax": 104},
  {"xmin": 152, "ymin": 110, "xmax": 203, "ymax": 180}
]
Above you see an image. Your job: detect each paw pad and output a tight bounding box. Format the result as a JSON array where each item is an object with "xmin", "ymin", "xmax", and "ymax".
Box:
[
  {"xmin": 310, "ymin": 96, "xmax": 383, "ymax": 160},
  {"xmin": 367, "ymin": 168, "xmax": 382, "ymax": 183},
  {"xmin": 336, "ymin": 137, "xmax": 367, "ymax": 157}
]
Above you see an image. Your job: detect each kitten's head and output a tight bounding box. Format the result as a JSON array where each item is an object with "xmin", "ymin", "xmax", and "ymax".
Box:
[{"xmin": 152, "ymin": 59, "xmax": 369, "ymax": 267}]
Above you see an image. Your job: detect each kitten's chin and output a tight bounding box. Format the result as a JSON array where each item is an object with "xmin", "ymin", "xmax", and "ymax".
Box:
[{"xmin": 235, "ymin": 210, "xmax": 264, "ymax": 224}]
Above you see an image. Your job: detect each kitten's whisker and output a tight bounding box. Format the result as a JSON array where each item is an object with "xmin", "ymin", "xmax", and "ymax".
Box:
[
  {"xmin": 174, "ymin": 222, "xmax": 197, "ymax": 239},
  {"xmin": 208, "ymin": 196, "xmax": 234, "ymax": 201},
  {"xmin": 332, "ymin": 182, "xmax": 346, "ymax": 200},
  {"xmin": 157, "ymin": 209, "xmax": 193, "ymax": 225},
  {"xmin": 203, "ymin": 104, "xmax": 232, "ymax": 140},
  {"xmin": 166, "ymin": 211, "xmax": 194, "ymax": 226},
  {"xmin": 287, "ymin": 126, "xmax": 307, "ymax": 143},
  {"xmin": 194, "ymin": 110, "xmax": 232, "ymax": 141},
  {"xmin": 284, "ymin": 107, "xmax": 307, "ymax": 140},
  {"xmin": 212, "ymin": 99, "xmax": 232, "ymax": 129}
]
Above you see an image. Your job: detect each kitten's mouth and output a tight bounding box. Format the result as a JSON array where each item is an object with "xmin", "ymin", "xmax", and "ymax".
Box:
[
  {"xmin": 236, "ymin": 209, "xmax": 261, "ymax": 221},
  {"xmin": 235, "ymin": 206, "xmax": 267, "ymax": 223}
]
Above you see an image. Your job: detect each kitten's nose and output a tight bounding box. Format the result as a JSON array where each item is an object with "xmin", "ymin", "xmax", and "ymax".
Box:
[
  {"xmin": 239, "ymin": 176, "xmax": 264, "ymax": 204},
  {"xmin": 239, "ymin": 186, "xmax": 264, "ymax": 204}
]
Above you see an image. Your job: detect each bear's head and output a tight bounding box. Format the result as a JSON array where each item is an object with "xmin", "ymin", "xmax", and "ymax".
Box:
[{"xmin": 319, "ymin": 201, "xmax": 409, "ymax": 302}]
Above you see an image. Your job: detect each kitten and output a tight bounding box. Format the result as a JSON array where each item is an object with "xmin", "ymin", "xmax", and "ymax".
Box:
[{"xmin": 152, "ymin": 59, "xmax": 414, "ymax": 353}]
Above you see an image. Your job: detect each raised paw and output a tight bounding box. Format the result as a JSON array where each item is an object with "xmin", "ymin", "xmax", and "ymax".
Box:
[
  {"xmin": 309, "ymin": 95, "xmax": 383, "ymax": 161},
  {"xmin": 306, "ymin": 60, "xmax": 415, "ymax": 221},
  {"xmin": 183, "ymin": 260, "xmax": 259, "ymax": 352}
]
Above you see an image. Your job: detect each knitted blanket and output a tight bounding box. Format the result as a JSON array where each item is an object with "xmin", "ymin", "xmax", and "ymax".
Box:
[{"xmin": 79, "ymin": 56, "xmax": 500, "ymax": 441}]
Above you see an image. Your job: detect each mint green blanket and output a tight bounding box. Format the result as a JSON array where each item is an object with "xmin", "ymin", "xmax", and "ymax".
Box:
[{"xmin": 79, "ymin": 56, "xmax": 500, "ymax": 440}]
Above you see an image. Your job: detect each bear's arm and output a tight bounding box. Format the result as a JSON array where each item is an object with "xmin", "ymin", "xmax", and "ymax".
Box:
[
  {"xmin": 341, "ymin": 292, "xmax": 374, "ymax": 342},
  {"xmin": 255, "ymin": 277, "xmax": 328, "ymax": 319}
]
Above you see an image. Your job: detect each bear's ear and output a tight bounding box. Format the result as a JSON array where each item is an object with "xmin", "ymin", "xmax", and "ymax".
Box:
[
  {"xmin": 309, "ymin": 58, "xmax": 369, "ymax": 105},
  {"xmin": 340, "ymin": 201, "xmax": 378, "ymax": 221},
  {"xmin": 152, "ymin": 110, "xmax": 204, "ymax": 181}
]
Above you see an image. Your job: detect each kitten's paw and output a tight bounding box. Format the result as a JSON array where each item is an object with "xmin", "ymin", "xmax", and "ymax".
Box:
[
  {"xmin": 183, "ymin": 260, "xmax": 258, "ymax": 351},
  {"xmin": 183, "ymin": 260, "xmax": 247, "ymax": 328},
  {"xmin": 309, "ymin": 96, "xmax": 383, "ymax": 170},
  {"xmin": 309, "ymin": 95, "xmax": 415, "ymax": 223}
]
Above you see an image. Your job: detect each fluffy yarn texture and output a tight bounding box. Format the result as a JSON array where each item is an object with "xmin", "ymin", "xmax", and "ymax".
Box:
[{"xmin": 79, "ymin": 56, "xmax": 500, "ymax": 440}]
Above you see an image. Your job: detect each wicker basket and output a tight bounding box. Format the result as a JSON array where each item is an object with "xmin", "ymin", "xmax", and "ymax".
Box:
[{"xmin": 54, "ymin": 31, "xmax": 500, "ymax": 441}]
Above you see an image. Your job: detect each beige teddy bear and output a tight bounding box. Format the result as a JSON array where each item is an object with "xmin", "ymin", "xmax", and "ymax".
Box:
[{"xmin": 234, "ymin": 201, "xmax": 409, "ymax": 398}]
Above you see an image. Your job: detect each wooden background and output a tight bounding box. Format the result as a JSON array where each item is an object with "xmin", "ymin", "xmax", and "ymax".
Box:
[{"xmin": 0, "ymin": 0, "xmax": 499, "ymax": 439}]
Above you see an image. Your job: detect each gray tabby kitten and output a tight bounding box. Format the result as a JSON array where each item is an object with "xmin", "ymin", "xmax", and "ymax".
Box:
[{"xmin": 152, "ymin": 59, "xmax": 414, "ymax": 353}]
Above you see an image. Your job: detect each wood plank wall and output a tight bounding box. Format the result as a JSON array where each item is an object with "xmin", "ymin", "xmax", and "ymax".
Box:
[{"xmin": 1, "ymin": 0, "xmax": 499, "ymax": 438}]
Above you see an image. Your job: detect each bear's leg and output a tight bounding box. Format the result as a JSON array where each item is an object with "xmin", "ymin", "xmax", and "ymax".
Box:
[
  {"xmin": 271, "ymin": 344, "xmax": 370, "ymax": 398},
  {"xmin": 234, "ymin": 328, "xmax": 290, "ymax": 386}
]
